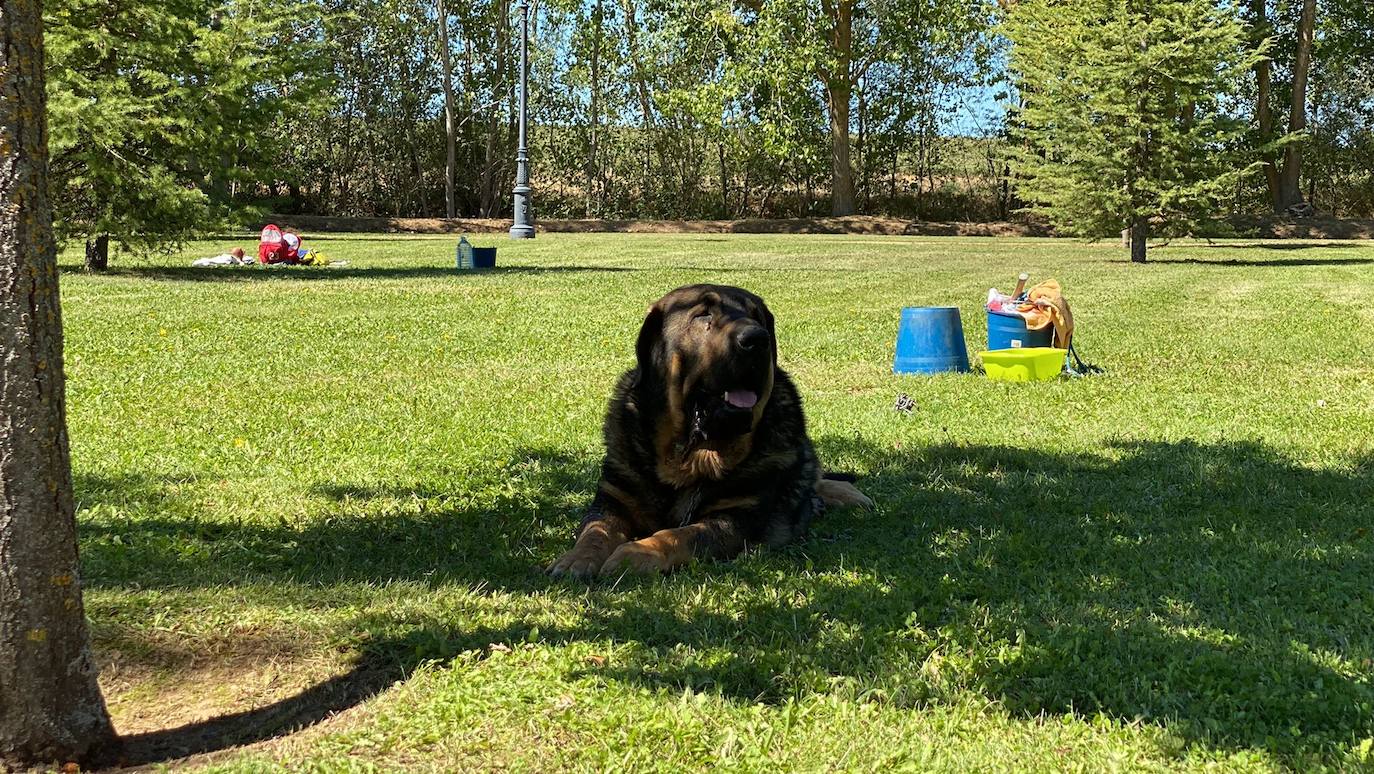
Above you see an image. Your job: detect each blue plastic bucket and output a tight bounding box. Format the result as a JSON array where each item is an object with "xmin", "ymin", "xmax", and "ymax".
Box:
[
  {"xmin": 893, "ymin": 307, "xmax": 970, "ymax": 374},
  {"xmin": 472, "ymin": 246, "xmax": 497, "ymax": 269},
  {"xmin": 987, "ymin": 309, "xmax": 1053, "ymax": 351}
]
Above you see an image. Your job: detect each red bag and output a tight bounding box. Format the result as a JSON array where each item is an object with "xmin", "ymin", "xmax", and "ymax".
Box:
[
  {"xmin": 258, "ymin": 224, "xmax": 285, "ymax": 264},
  {"xmin": 258, "ymin": 224, "xmax": 305, "ymax": 264}
]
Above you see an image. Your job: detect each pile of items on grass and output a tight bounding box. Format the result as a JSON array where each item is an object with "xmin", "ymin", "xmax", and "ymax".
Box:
[{"xmin": 192, "ymin": 224, "xmax": 346, "ymax": 268}]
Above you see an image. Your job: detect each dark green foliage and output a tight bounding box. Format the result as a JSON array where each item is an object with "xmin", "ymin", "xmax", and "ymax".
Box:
[
  {"xmin": 38, "ymin": 0, "xmax": 1374, "ymax": 235},
  {"xmin": 45, "ymin": 0, "xmax": 330, "ymax": 261},
  {"xmin": 1004, "ymin": 0, "xmax": 1262, "ymax": 258}
]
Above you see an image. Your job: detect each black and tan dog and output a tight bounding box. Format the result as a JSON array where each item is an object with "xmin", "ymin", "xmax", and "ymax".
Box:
[{"xmin": 548, "ymin": 284, "xmax": 871, "ymax": 578}]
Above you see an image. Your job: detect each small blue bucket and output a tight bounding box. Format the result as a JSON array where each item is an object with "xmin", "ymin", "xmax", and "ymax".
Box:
[
  {"xmin": 893, "ymin": 307, "xmax": 970, "ymax": 374},
  {"xmin": 987, "ymin": 309, "xmax": 1053, "ymax": 351},
  {"xmin": 472, "ymin": 246, "xmax": 497, "ymax": 269}
]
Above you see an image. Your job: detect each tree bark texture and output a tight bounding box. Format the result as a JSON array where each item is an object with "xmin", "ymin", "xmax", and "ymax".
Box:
[
  {"xmin": 1130, "ymin": 217, "xmax": 1148, "ymax": 264},
  {"xmin": 1, "ymin": 0, "xmax": 117, "ymax": 767},
  {"xmin": 82, "ymin": 235, "xmax": 107, "ymax": 272},
  {"xmin": 822, "ymin": 0, "xmax": 857, "ymax": 216},
  {"xmin": 1276, "ymin": 0, "xmax": 1315, "ymax": 211}
]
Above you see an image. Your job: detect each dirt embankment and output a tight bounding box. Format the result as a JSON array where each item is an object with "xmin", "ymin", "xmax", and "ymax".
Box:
[{"xmin": 258, "ymin": 214, "xmax": 1374, "ymax": 240}]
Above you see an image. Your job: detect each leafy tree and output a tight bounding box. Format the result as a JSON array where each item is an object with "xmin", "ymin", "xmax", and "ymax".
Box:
[
  {"xmin": 1004, "ymin": 0, "xmax": 1261, "ymax": 262},
  {"xmin": 45, "ymin": 0, "xmax": 327, "ymax": 270},
  {"xmin": 1, "ymin": 0, "xmax": 116, "ymax": 766},
  {"xmin": 1305, "ymin": 0, "xmax": 1374, "ymax": 215},
  {"xmin": 1248, "ymin": 0, "xmax": 1374, "ymax": 214},
  {"xmin": 1247, "ymin": 0, "xmax": 1314, "ymax": 213},
  {"xmin": 729, "ymin": 0, "xmax": 992, "ymax": 216}
]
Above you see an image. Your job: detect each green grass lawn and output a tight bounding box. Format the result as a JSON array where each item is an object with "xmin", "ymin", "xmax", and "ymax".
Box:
[{"xmin": 59, "ymin": 233, "xmax": 1374, "ymax": 771}]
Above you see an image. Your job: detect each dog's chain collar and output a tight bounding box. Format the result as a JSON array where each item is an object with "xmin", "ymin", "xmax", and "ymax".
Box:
[
  {"xmin": 685, "ymin": 406, "xmax": 708, "ymax": 449},
  {"xmin": 673, "ymin": 488, "xmax": 702, "ymax": 527}
]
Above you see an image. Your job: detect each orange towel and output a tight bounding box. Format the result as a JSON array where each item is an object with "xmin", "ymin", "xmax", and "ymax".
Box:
[{"xmin": 1017, "ymin": 279, "xmax": 1074, "ymax": 349}]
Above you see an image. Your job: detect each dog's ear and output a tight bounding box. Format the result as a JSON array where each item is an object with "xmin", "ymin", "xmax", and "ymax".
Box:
[
  {"xmin": 631, "ymin": 302, "xmax": 665, "ymax": 386},
  {"xmin": 757, "ymin": 301, "xmax": 775, "ymax": 337},
  {"xmin": 757, "ymin": 299, "xmax": 777, "ymax": 362}
]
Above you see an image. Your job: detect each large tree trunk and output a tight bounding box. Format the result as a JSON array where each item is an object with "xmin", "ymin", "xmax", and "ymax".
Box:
[
  {"xmin": 826, "ymin": 86, "xmax": 856, "ymax": 216},
  {"xmin": 1129, "ymin": 217, "xmax": 1148, "ymax": 264},
  {"xmin": 1250, "ymin": 0, "xmax": 1280, "ymax": 209},
  {"xmin": 337, "ymin": 61, "xmax": 364, "ymax": 213},
  {"xmin": 621, "ymin": 1, "xmax": 655, "ymax": 127},
  {"xmin": 1276, "ymin": 0, "xmax": 1315, "ymax": 211},
  {"xmin": 83, "ymin": 234, "xmax": 109, "ymax": 272},
  {"xmin": 822, "ymin": 0, "xmax": 856, "ymax": 216},
  {"xmin": 1, "ymin": 0, "xmax": 117, "ymax": 767},
  {"xmin": 437, "ymin": 0, "xmax": 457, "ymax": 219}
]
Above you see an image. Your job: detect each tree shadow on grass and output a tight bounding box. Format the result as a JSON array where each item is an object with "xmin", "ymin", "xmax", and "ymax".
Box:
[
  {"xmin": 555, "ymin": 438, "xmax": 1374, "ymax": 765},
  {"xmin": 1129, "ymin": 256, "xmax": 1373, "ymax": 268},
  {"xmin": 111, "ymin": 657, "xmax": 396, "ymax": 767},
  {"xmin": 1203, "ymin": 241, "xmax": 1363, "ymax": 251},
  {"xmin": 1115, "ymin": 240, "xmax": 1374, "ymax": 267},
  {"xmin": 81, "ymin": 439, "xmax": 1374, "ymax": 766},
  {"xmin": 110, "ymin": 620, "xmax": 536, "ymax": 769},
  {"xmin": 76, "ymin": 448, "xmax": 598, "ymax": 592},
  {"xmin": 79, "ymin": 265, "xmax": 635, "ymax": 283},
  {"xmin": 81, "ymin": 449, "xmax": 596, "ymax": 767}
]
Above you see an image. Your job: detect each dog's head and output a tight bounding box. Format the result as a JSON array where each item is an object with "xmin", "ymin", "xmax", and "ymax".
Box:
[{"xmin": 635, "ymin": 284, "xmax": 776, "ymax": 449}]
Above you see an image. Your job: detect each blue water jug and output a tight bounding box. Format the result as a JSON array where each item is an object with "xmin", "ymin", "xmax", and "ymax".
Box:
[{"xmin": 893, "ymin": 307, "xmax": 970, "ymax": 374}]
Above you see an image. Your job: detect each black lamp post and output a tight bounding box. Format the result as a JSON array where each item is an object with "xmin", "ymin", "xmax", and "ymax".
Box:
[{"xmin": 509, "ymin": 0, "xmax": 535, "ymax": 239}]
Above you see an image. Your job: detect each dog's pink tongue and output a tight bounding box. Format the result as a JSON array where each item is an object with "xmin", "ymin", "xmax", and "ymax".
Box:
[{"xmin": 725, "ymin": 390, "xmax": 758, "ymax": 409}]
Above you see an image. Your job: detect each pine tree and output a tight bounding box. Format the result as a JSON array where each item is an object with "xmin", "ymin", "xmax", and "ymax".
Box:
[
  {"xmin": 44, "ymin": 0, "xmax": 329, "ymax": 270},
  {"xmin": 1003, "ymin": 0, "xmax": 1261, "ymax": 262}
]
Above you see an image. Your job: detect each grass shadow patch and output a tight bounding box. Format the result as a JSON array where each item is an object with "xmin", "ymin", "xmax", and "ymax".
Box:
[
  {"xmin": 80, "ymin": 439, "xmax": 1374, "ymax": 765},
  {"xmin": 77, "ymin": 265, "xmax": 637, "ymax": 283},
  {"xmin": 111, "ymin": 619, "xmax": 537, "ymax": 768},
  {"xmin": 1133, "ymin": 256, "xmax": 1374, "ymax": 267},
  {"xmin": 542, "ymin": 438, "xmax": 1374, "ymax": 764},
  {"xmin": 77, "ymin": 449, "xmax": 600, "ymax": 592}
]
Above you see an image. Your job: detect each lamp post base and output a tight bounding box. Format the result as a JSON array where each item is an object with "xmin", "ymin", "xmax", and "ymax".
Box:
[{"xmin": 509, "ymin": 225, "xmax": 536, "ymax": 239}]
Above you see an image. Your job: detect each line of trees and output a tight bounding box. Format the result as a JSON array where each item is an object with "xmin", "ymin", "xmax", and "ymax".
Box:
[{"xmin": 40, "ymin": 0, "xmax": 1374, "ymax": 268}]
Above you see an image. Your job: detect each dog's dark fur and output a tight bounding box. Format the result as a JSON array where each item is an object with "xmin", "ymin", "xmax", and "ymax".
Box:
[{"xmin": 548, "ymin": 284, "xmax": 870, "ymax": 578}]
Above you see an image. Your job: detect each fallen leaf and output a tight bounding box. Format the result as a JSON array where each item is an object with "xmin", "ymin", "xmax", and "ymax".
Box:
[{"xmin": 585, "ymin": 655, "xmax": 607, "ymax": 667}]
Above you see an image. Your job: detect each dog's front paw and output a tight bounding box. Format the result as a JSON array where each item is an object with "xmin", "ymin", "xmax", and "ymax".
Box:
[
  {"xmin": 816, "ymin": 479, "xmax": 875, "ymax": 510},
  {"xmin": 599, "ymin": 540, "xmax": 671, "ymax": 576},
  {"xmin": 548, "ymin": 543, "xmax": 614, "ymax": 579}
]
